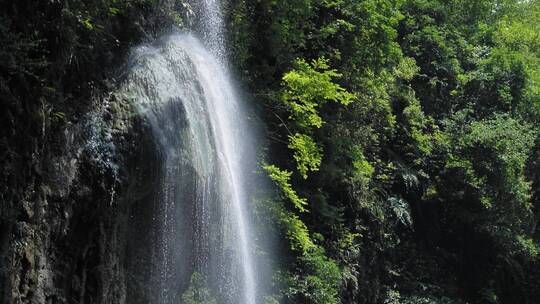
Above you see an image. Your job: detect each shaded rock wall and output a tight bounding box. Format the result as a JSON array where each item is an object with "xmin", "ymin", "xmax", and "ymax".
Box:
[
  {"xmin": 0, "ymin": 1, "xmax": 189, "ymax": 303},
  {"xmin": 0, "ymin": 93, "xmax": 157, "ymax": 303}
]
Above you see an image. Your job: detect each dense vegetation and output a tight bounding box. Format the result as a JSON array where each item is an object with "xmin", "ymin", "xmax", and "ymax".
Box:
[
  {"xmin": 1, "ymin": 0, "xmax": 539, "ymax": 303},
  {"xmin": 225, "ymin": 0, "xmax": 540, "ymax": 303}
]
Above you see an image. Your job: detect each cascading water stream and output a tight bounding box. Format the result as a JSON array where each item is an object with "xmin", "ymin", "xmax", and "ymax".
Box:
[
  {"xmin": 194, "ymin": 1, "xmax": 257, "ymax": 302},
  {"xmin": 121, "ymin": 1, "xmax": 258, "ymax": 303},
  {"xmin": 194, "ymin": 47, "xmax": 257, "ymax": 304},
  {"xmin": 196, "ymin": 0, "xmax": 226, "ymax": 59}
]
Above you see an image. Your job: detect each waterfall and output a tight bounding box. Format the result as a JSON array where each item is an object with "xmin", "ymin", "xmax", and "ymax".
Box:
[
  {"xmin": 196, "ymin": 0, "xmax": 226, "ymax": 59},
  {"xmin": 121, "ymin": 1, "xmax": 258, "ymax": 303}
]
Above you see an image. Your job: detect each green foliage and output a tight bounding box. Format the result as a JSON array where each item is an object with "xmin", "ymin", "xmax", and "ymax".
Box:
[
  {"xmin": 262, "ymin": 168, "xmax": 342, "ymax": 304},
  {"xmin": 485, "ymin": 2, "xmax": 540, "ymax": 119},
  {"xmin": 231, "ymin": 0, "xmax": 540, "ymax": 303},
  {"xmin": 282, "ymin": 57, "xmax": 354, "ymax": 131},
  {"xmin": 279, "ymin": 57, "xmax": 355, "ymax": 179},
  {"xmin": 263, "ymin": 296, "xmax": 281, "ymax": 304},
  {"xmin": 446, "ymin": 114, "xmax": 536, "ymax": 212},
  {"xmin": 387, "ymin": 197, "xmax": 413, "ymax": 227},
  {"xmin": 181, "ymin": 272, "xmax": 217, "ymax": 304},
  {"xmin": 288, "ymin": 133, "xmax": 322, "ymax": 179},
  {"xmin": 394, "ymin": 57, "xmax": 421, "ymax": 81},
  {"xmin": 263, "ymin": 164, "xmax": 308, "ymax": 212},
  {"xmin": 434, "ymin": 113, "xmax": 539, "ymax": 297},
  {"xmin": 351, "ymin": 146, "xmax": 375, "ymax": 184},
  {"xmin": 51, "ymin": 111, "xmax": 67, "ymax": 124},
  {"xmin": 267, "ymin": 203, "xmax": 342, "ymax": 304},
  {"xmin": 384, "ymin": 289, "xmax": 466, "ymax": 304},
  {"xmin": 263, "ymin": 163, "xmax": 342, "ymax": 304},
  {"xmin": 283, "ymin": 248, "xmax": 342, "ymax": 304}
]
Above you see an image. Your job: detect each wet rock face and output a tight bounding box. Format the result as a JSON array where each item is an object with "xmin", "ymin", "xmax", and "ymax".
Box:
[
  {"xmin": 0, "ymin": 92, "xmax": 159, "ymax": 304},
  {"xmin": 0, "ymin": 2, "xmax": 193, "ymax": 303}
]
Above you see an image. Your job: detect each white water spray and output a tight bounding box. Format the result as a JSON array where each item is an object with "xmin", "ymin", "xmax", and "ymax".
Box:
[{"xmin": 121, "ymin": 1, "xmax": 258, "ymax": 302}]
